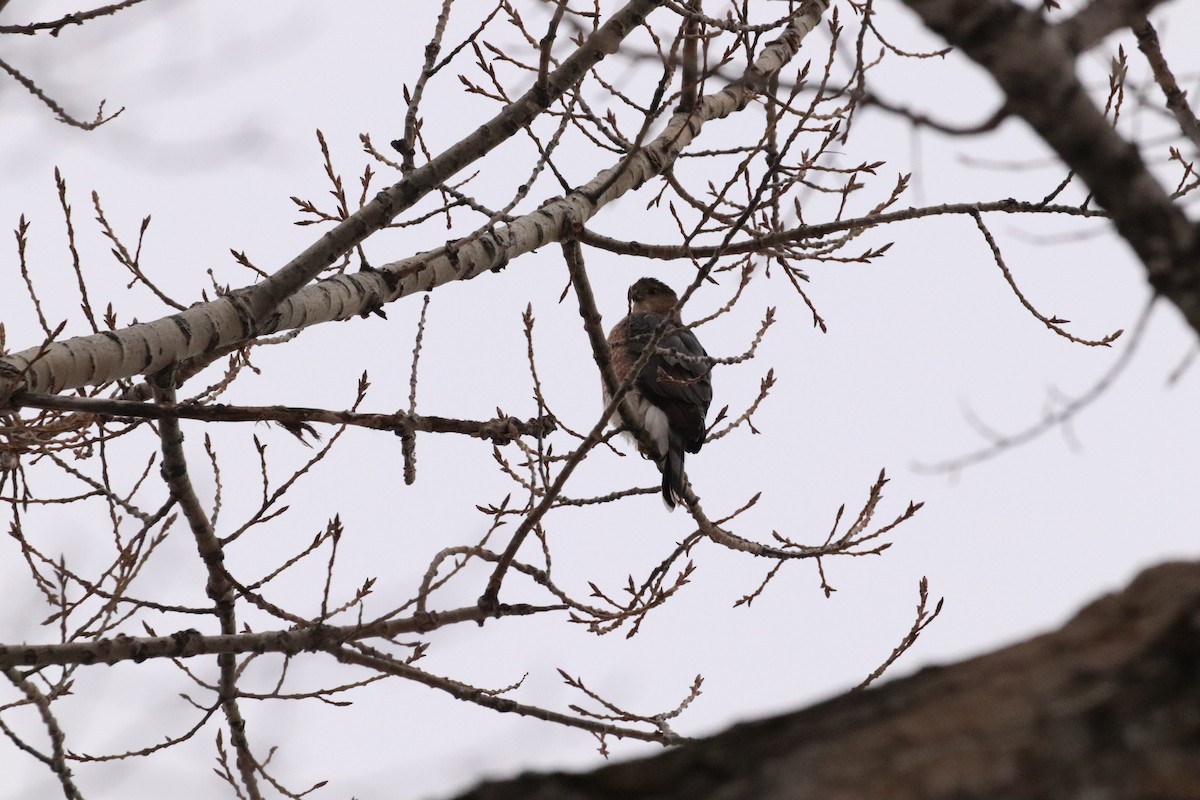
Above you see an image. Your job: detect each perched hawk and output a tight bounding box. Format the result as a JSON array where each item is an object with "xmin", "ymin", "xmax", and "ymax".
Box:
[{"xmin": 606, "ymin": 278, "xmax": 713, "ymax": 510}]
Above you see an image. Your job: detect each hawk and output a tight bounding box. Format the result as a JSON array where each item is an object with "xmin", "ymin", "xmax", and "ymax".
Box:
[{"xmin": 606, "ymin": 278, "xmax": 713, "ymax": 510}]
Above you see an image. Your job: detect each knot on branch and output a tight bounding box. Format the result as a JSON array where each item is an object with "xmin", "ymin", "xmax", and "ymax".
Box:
[
  {"xmin": 0, "ymin": 364, "xmax": 25, "ymax": 412},
  {"xmin": 170, "ymin": 628, "xmax": 204, "ymax": 657},
  {"xmin": 478, "ymin": 415, "xmax": 557, "ymax": 445}
]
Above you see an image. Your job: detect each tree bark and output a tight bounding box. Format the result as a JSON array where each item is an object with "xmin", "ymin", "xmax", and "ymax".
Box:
[
  {"xmin": 453, "ymin": 561, "xmax": 1200, "ymax": 800},
  {"xmin": 901, "ymin": 0, "xmax": 1200, "ymax": 337}
]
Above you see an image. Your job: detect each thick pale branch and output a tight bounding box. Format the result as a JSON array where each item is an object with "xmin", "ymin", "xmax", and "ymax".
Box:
[
  {"xmin": 0, "ymin": 0, "xmax": 833, "ymax": 408},
  {"xmin": 0, "ymin": 0, "xmax": 664, "ymax": 406},
  {"xmin": 270, "ymin": 0, "xmax": 830, "ymax": 336}
]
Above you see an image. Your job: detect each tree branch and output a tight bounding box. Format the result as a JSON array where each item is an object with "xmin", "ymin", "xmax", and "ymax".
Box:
[
  {"xmin": 0, "ymin": 0, "xmax": 666, "ymax": 406},
  {"xmin": 902, "ymin": 0, "xmax": 1200, "ymax": 335}
]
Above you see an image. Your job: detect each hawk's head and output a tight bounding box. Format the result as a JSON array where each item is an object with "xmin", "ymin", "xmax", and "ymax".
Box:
[{"xmin": 628, "ymin": 277, "xmax": 679, "ymax": 317}]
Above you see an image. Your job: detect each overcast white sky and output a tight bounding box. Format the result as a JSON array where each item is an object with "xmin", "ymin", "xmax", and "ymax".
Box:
[{"xmin": 2, "ymin": 2, "xmax": 1199, "ymax": 798}]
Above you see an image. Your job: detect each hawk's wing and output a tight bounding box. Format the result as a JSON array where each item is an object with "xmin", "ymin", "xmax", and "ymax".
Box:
[{"xmin": 625, "ymin": 313, "xmax": 713, "ymax": 453}]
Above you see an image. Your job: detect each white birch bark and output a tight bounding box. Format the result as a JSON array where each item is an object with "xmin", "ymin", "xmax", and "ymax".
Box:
[{"xmin": 0, "ymin": 0, "xmax": 830, "ymax": 406}]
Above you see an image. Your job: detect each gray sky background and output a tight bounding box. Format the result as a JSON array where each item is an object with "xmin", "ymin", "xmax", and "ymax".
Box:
[{"xmin": 2, "ymin": 2, "xmax": 1199, "ymax": 798}]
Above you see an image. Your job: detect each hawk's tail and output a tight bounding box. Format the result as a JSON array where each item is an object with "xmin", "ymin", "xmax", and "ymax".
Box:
[{"xmin": 662, "ymin": 431, "xmax": 687, "ymax": 511}]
